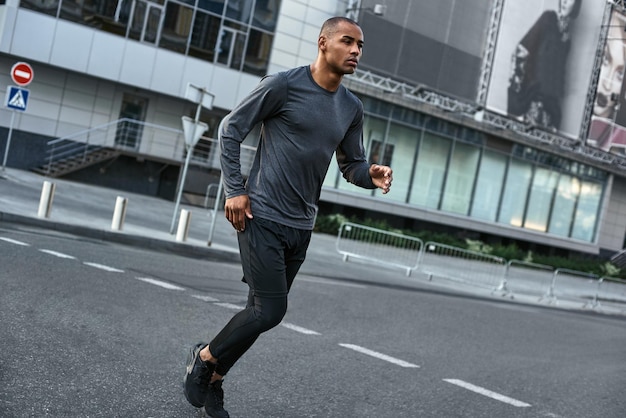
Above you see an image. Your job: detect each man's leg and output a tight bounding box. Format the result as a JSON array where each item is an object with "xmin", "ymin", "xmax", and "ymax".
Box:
[
  {"xmin": 187, "ymin": 218, "xmax": 290, "ymax": 417},
  {"xmin": 206, "ymin": 220, "xmax": 312, "ymax": 374}
]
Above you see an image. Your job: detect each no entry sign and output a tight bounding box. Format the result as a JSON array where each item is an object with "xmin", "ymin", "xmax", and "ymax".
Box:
[{"xmin": 11, "ymin": 62, "xmax": 33, "ymax": 86}]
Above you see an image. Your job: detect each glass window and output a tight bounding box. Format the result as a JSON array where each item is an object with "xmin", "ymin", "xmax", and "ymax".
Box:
[
  {"xmin": 571, "ymin": 181, "xmax": 603, "ymax": 242},
  {"xmin": 499, "ymin": 159, "xmax": 532, "ymax": 227},
  {"xmin": 226, "ymin": 0, "xmax": 253, "ymax": 23},
  {"xmin": 441, "ymin": 141, "xmax": 480, "ymax": 215},
  {"xmin": 189, "ymin": 10, "xmax": 221, "ymax": 61},
  {"xmin": 548, "ymin": 174, "xmax": 579, "ymax": 237},
  {"xmin": 409, "ymin": 133, "xmax": 451, "ymax": 209},
  {"xmin": 252, "ymin": 0, "xmax": 280, "ymax": 31},
  {"xmin": 198, "ymin": 0, "xmax": 225, "ymax": 13},
  {"xmin": 216, "ymin": 27, "xmax": 246, "ymax": 70},
  {"xmin": 160, "ymin": 2, "xmax": 194, "ymax": 53},
  {"xmin": 524, "ymin": 168, "xmax": 559, "ymax": 232},
  {"xmin": 244, "ymin": 29, "xmax": 273, "ymax": 76},
  {"xmin": 471, "ymin": 150, "xmax": 506, "ymax": 222},
  {"xmin": 59, "ymin": 0, "xmax": 98, "ymax": 23},
  {"xmin": 20, "ymin": 0, "xmax": 60, "ymax": 17},
  {"xmin": 81, "ymin": 0, "xmax": 128, "ymax": 36},
  {"xmin": 374, "ymin": 122, "xmax": 417, "ymax": 202}
]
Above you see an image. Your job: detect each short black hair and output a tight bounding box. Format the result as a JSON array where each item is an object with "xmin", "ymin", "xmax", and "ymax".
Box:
[{"xmin": 319, "ymin": 16, "xmax": 360, "ymax": 38}]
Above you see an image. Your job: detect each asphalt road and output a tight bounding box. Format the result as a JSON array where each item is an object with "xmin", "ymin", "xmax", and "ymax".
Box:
[{"xmin": 1, "ymin": 223, "xmax": 625, "ymax": 418}]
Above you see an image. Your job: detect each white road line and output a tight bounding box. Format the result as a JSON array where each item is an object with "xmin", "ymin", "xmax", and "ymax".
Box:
[
  {"xmin": 39, "ymin": 249, "xmax": 76, "ymax": 259},
  {"xmin": 443, "ymin": 379, "xmax": 531, "ymax": 408},
  {"xmin": 339, "ymin": 344, "xmax": 420, "ymax": 368},
  {"xmin": 281, "ymin": 322, "xmax": 321, "ymax": 335},
  {"xmin": 299, "ymin": 277, "xmax": 367, "ymax": 289},
  {"xmin": 83, "ymin": 262, "xmax": 124, "ymax": 273},
  {"xmin": 136, "ymin": 277, "xmax": 185, "ymax": 291},
  {"xmin": 215, "ymin": 302, "xmax": 246, "ymax": 310},
  {"xmin": 191, "ymin": 295, "xmax": 220, "ymax": 302},
  {"xmin": 0, "ymin": 237, "xmax": 30, "ymax": 246}
]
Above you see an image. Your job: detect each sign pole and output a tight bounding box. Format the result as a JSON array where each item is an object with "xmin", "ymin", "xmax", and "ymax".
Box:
[
  {"xmin": 170, "ymin": 147, "xmax": 194, "ymax": 233},
  {"xmin": 2, "ymin": 62, "xmax": 33, "ymax": 177},
  {"xmin": 0, "ymin": 111, "xmax": 16, "ymax": 175},
  {"xmin": 169, "ymin": 84, "xmax": 213, "ymax": 234}
]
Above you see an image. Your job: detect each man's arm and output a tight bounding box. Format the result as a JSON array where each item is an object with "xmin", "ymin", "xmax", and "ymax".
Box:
[
  {"xmin": 220, "ymin": 73, "xmax": 286, "ymax": 231},
  {"xmin": 336, "ymin": 104, "xmax": 393, "ymax": 193}
]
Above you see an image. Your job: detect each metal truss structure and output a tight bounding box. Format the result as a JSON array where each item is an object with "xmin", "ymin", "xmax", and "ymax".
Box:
[
  {"xmin": 578, "ymin": 1, "xmax": 613, "ymax": 153},
  {"xmin": 345, "ymin": 0, "xmax": 626, "ymax": 174},
  {"xmin": 476, "ymin": 0, "xmax": 504, "ymax": 107},
  {"xmin": 613, "ymin": 0, "xmax": 626, "ymax": 11},
  {"xmin": 347, "ymin": 68, "xmax": 626, "ymax": 173}
]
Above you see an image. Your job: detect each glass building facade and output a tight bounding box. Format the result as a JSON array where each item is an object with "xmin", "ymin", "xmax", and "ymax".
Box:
[
  {"xmin": 20, "ymin": 0, "xmax": 281, "ymax": 76},
  {"xmin": 324, "ymin": 94, "xmax": 607, "ymax": 243}
]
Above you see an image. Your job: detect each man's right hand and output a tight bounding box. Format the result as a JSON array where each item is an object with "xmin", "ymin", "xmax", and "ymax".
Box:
[{"xmin": 224, "ymin": 194, "xmax": 253, "ymax": 232}]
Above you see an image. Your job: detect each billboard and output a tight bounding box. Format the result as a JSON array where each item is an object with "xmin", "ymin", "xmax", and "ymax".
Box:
[
  {"xmin": 486, "ymin": 0, "xmax": 604, "ymax": 139},
  {"xmin": 356, "ymin": 0, "xmax": 491, "ymax": 101},
  {"xmin": 587, "ymin": 9, "xmax": 626, "ymax": 155}
]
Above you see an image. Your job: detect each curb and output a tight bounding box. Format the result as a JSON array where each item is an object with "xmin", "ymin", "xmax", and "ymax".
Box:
[{"xmin": 0, "ymin": 211, "xmax": 241, "ymax": 264}]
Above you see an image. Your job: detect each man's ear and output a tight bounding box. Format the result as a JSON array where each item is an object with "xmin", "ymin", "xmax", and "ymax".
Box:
[{"xmin": 318, "ymin": 35, "xmax": 326, "ymax": 51}]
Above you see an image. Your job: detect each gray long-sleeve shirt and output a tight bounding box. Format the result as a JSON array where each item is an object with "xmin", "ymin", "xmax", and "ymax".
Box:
[{"xmin": 220, "ymin": 65, "xmax": 375, "ymax": 230}]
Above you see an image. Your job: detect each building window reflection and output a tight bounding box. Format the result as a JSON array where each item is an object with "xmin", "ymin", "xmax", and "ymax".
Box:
[
  {"xmin": 20, "ymin": 0, "xmax": 280, "ymax": 77},
  {"xmin": 331, "ymin": 95, "xmax": 607, "ymax": 243}
]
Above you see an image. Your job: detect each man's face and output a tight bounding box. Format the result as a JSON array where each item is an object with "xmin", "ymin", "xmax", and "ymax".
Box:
[
  {"xmin": 322, "ymin": 21, "xmax": 364, "ymax": 75},
  {"xmin": 595, "ymin": 22, "xmax": 626, "ymax": 118}
]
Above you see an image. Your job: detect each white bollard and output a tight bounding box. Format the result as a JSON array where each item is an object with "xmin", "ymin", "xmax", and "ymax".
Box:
[
  {"xmin": 37, "ymin": 181, "xmax": 56, "ymax": 219},
  {"xmin": 111, "ymin": 196, "xmax": 128, "ymax": 231},
  {"xmin": 176, "ymin": 209, "xmax": 192, "ymax": 242}
]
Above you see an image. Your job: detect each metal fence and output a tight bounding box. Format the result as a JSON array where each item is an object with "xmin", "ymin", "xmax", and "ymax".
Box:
[
  {"xmin": 336, "ymin": 222, "xmax": 423, "ymax": 276},
  {"xmin": 335, "ymin": 222, "xmax": 626, "ymax": 314},
  {"xmin": 419, "ymin": 241, "xmax": 506, "ymax": 290}
]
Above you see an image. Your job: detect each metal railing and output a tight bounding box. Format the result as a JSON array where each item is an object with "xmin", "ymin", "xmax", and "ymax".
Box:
[
  {"xmin": 540, "ymin": 268, "xmax": 599, "ymax": 306},
  {"xmin": 44, "ymin": 118, "xmax": 187, "ymax": 174},
  {"xmin": 42, "ymin": 118, "xmax": 259, "ymax": 176},
  {"xmin": 495, "ymin": 260, "xmax": 555, "ymax": 299},
  {"xmin": 336, "ymin": 222, "xmax": 423, "ymax": 276},
  {"xmin": 585, "ymin": 277, "xmax": 626, "ymax": 311},
  {"xmin": 335, "ymin": 222, "xmax": 626, "ymax": 313},
  {"xmin": 419, "ymin": 241, "xmax": 506, "ymax": 290}
]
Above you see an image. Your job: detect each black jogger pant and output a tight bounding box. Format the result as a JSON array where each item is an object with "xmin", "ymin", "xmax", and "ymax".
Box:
[{"xmin": 209, "ymin": 217, "xmax": 312, "ymax": 376}]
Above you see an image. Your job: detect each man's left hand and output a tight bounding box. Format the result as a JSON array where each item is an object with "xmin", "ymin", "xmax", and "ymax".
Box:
[{"xmin": 369, "ymin": 164, "xmax": 393, "ymax": 194}]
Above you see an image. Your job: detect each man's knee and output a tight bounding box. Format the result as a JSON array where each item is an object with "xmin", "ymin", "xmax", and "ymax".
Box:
[{"xmin": 255, "ymin": 296, "xmax": 287, "ymax": 331}]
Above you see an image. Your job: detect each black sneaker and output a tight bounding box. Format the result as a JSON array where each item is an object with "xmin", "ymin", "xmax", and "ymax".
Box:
[
  {"xmin": 205, "ymin": 379, "xmax": 230, "ymax": 418},
  {"xmin": 183, "ymin": 343, "xmax": 215, "ymax": 408}
]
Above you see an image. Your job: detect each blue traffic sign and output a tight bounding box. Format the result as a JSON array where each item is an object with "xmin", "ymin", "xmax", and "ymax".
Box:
[{"xmin": 6, "ymin": 86, "xmax": 29, "ymax": 111}]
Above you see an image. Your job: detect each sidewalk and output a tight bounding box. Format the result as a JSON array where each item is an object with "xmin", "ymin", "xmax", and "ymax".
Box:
[{"xmin": 1, "ymin": 167, "xmax": 625, "ymax": 317}]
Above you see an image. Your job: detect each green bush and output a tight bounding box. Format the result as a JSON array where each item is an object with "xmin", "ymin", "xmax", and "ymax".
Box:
[{"xmin": 314, "ymin": 213, "xmax": 348, "ymax": 234}]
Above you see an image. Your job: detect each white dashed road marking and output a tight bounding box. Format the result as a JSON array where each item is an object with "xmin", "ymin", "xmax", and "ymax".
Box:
[
  {"xmin": 191, "ymin": 295, "xmax": 220, "ymax": 302},
  {"xmin": 299, "ymin": 277, "xmax": 367, "ymax": 289},
  {"xmin": 5, "ymin": 237, "xmax": 537, "ymax": 410},
  {"xmin": 39, "ymin": 249, "xmax": 76, "ymax": 259},
  {"xmin": 339, "ymin": 343, "xmax": 420, "ymax": 368},
  {"xmin": 83, "ymin": 262, "xmax": 124, "ymax": 273},
  {"xmin": 443, "ymin": 379, "xmax": 531, "ymax": 408},
  {"xmin": 215, "ymin": 302, "xmax": 246, "ymax": 310},
  {"xmin": 281, "ymin": 322, "xmax": 321, "ymax": 335},
  {"xmin": 0, "ymin": 237, "xmax": 30, "ymax": 246},
  {"xmin": 136, "ymin": 277, "xmax": 185, "ymax": 291}
]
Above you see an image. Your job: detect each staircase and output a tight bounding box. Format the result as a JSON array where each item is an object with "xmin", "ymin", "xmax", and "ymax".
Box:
[
  {"xmin": 32, "ymin": 141, "xmax": 120, "ymax": 177},
  {"xmin": 611, "ymin": 249, "xmax": 626, "ymax": 269}
]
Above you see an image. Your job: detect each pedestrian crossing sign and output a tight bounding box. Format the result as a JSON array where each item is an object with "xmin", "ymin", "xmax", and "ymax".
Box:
[{"xmin": 6, "ymin": 86, "xmax": 29, "ymax": 111}]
